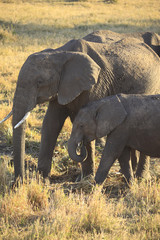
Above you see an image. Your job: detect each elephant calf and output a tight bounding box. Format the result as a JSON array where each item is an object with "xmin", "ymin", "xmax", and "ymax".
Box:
[{"xmin": 68, "ymin": 94, "xmax": 160, "ymax": 184}]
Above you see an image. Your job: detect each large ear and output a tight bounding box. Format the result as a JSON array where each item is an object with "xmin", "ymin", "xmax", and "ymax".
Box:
[
  {"xmin": 96, "ymin": 95, "xmax": 127, "ymax": 138},
  {"xmin": 57, "ymin": 52, "xmax": 101, "ymax": 105}
]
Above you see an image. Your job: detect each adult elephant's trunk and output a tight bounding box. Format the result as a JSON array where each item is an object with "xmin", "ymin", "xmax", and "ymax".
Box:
[
  {"xmin": 68, "ymin": 138, "xmax": 87, "ymax": 163},
  {"xmin": 12, "ymin": 103, "xmax": 27, "ymax": 179},
  {"xmin": 12, "ymin": 121, "xmax": 26, "ymax": 179},
  {"xmin": 12, "ymin": 87, "xmax": 35, "ymax": 180}
]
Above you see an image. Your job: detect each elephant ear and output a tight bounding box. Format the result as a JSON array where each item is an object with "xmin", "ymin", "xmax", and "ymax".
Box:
[
  {"xmin": 57, "ymin": 52, "xmax": 101, "ymax": 105},
  {"xmin": 96, "ymin": 95, "xmax": 127, "ymax": 138}
]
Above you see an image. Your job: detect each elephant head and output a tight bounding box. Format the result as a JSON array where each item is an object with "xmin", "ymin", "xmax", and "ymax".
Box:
[
  {"xmin": 1, "ymin": 50, "xmax": 100, "ymax": 179},
  {"xmin": 68, "ymin": 106, "xmax": 98, "ymax": 163},
  {"xmin": 68, "ymin": 95, "xmax": 127, "ymax": 163}
]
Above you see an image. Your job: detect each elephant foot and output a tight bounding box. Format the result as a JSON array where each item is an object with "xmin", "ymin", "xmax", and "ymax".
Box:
[
  {"xmin": 136, "ymin": 155, "xmax": 151, "ymax": 180},
  {"xmin": 37, "ymin": 167, "xmax": 50, "ymax": 179},
  {"xmin": 12, "ymin": 177, "xmax": 24, "ymax": 189}
]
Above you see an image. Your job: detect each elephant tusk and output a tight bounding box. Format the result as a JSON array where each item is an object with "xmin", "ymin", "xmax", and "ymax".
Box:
[
  {"xmin": 14, "ymin": 112, "xmax": 30, "ymax": 129},
  {"xmin": 0, "ymin": 110, "xmax": 13, "ymax": 124}
]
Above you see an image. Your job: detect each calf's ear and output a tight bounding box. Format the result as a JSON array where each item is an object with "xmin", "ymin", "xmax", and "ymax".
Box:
[{"xmin": 96, "ymin": 95, "xmax": 127, "ymax": 138}]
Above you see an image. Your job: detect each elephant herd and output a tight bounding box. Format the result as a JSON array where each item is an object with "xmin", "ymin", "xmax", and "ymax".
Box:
[{"xmin": 1, "ymin": 30, "xmax": 160, "ymax": 185}]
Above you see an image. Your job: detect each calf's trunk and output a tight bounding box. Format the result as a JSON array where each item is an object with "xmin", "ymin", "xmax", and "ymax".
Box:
[{"xmin": 68, "ymin": 138, "xmax": 87, "ymax": 163}]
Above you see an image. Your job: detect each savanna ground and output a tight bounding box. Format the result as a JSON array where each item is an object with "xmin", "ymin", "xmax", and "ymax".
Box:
[{"xmin": 0, "ymin": 0, "xmax": 160, "ymax": 239}]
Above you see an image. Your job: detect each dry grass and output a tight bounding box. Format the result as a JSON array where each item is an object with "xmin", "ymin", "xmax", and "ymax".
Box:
[
  {"xmin": 0, "ymin": 176, "xmax": 160, "ymax": 239},
  {"xmin": 0, "ymin": 0, "xmax": 160, "ymax": 239}
]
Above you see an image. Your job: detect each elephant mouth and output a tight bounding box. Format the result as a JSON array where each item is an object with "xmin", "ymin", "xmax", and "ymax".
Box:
[
  {"xmin": 77, "ymin": 141, "xmax": 88, "ymax": 162},
  {"xmin": 76, "ymin": 140, "xmax": 89, "ymax": 162},
  {"xmin": 76, "ymin": 141, "xmax": 84, "ymax": 155},
  {"xmin": 83, "ymin": 136, "xmax": 95, "ymax": 145},
  {"xmin": 37, "ymin": 95, "xmax": 55, "ymax": 104}
]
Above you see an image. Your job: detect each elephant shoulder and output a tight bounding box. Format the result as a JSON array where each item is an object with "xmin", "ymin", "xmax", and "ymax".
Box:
[{"xmin": 56, "ymin": 38, "xmax": 92, "ymax": 53}]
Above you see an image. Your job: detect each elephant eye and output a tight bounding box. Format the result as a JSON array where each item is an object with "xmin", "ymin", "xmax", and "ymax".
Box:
[
  {"xmin": 79, "ymin": 124, "xmax": 83, "ymax": 128},
  {"xmin": 37, "ymin": 78, "xmax": 44, "ymax": 88}
]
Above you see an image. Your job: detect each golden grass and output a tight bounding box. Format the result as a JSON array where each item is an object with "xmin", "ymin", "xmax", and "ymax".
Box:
[
  {"xmin": 0, "ymin": 177, "xmax": 160, "ymax": 239},
  {"xmin": 0, "ymin": 0, "xmax": 160, "ymax": 239}
]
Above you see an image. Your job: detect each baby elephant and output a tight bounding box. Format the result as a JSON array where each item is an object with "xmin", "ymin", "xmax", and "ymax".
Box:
[{"xmin": 68, "ymin": 94, "xmax": 160, "ymax": 184}]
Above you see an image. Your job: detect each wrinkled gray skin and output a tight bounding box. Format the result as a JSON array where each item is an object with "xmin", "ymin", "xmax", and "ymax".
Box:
[
  {"xmin": 85, "ymin": 30, "xmax": 160, "ymax": 176},
  {"xmin": 68, "ymin": 94, "xmax": 160, "ymax": 184},
  {"xmin": 12, "ymin": 30, "xmax": 160, "ymax": 180},
  {"xmin": 84, "ymin": 30, "xmax": 160, "ymax": 57}
]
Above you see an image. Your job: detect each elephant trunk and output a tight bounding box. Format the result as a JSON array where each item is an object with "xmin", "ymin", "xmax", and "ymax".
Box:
[
  {"xmin": 12, "ymin": 87, "xmax": 36, "ymax": 180},
  {"xmin": 12, "ymin": 122, "xmax": 26, "ymax": 179},
  {"xmin": 12, "ymin": 103, "xmax": 27, "ymax": 180},
  {"xmin": 68, "ymin": 138, "xmax": 87, "ymax": 163}
]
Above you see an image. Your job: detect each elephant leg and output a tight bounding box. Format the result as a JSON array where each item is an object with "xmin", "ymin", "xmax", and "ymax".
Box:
[
  {"xmin": 118, "ymin": 147, "xmax": 133, "ymax": 182},
  {"xmin": 95, "ymin": 130, "xmax": 126, "ymax": 184},
  {"xmin": 80, "ymin": 140, "xmax": 95, "ymax": 179},
  {"xmin": 38, "ymin": 100, "xmax": 68, "ymax": 178},
  {"xmin": 130, "ymin": 149, "xmax": 138, "ymax": 173},
  {"xmin": 136, "ymin": 153, "xmax": 150, "ymax": 179}
]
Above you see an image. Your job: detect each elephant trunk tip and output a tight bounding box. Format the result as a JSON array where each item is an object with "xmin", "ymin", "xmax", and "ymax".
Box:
[{"xmin": 68, "ymin": 139, "xmax": 87, "ymax": 163}]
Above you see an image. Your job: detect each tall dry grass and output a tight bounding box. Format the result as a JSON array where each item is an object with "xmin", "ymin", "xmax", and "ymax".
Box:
[{"xmin": 0, "ymin": 178, "xmax": 160, "ymax": 239}]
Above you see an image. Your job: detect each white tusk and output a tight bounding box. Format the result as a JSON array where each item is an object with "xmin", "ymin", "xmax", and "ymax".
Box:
[
  {"xmin": 14, "ymin": 112, "xmax": 30, "ymax": 129},
  {"xmin": 0, "ymin": 110, "xmax": 13, "ymax": 124}
]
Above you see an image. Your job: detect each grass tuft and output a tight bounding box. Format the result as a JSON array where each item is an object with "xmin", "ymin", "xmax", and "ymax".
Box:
[
  {"xmin": 0, "ymin": 157, "xmax": 12, "ymax": 193},
  {"xmin": 27, "ymin": 180, "xmax": 49, "ymax": 211},
  {"xmin": 0, "ymin": 26, "xmax": 17, "ymax": 43}
]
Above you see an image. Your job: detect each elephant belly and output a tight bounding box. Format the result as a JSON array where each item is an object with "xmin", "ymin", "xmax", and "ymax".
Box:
[{"xmin": 128, "ymin": 129, "xmax": 160, "ymax": 158}]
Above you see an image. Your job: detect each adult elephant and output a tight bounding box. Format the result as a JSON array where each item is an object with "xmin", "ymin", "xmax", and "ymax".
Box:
[
  {"xmin": 1, "ymin": 33, "xmax": 160, "ymax": 180},
  {"xmin": 84, "ymin": 30, "xmax": 160, "ymax": 176},
  {"xmin": 83, "ymin": 30, "xmax": 160, "ymax": 57},
  {"xmin": 84, "ymin": 30, "xmax": 160, "ymax": 175}
]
